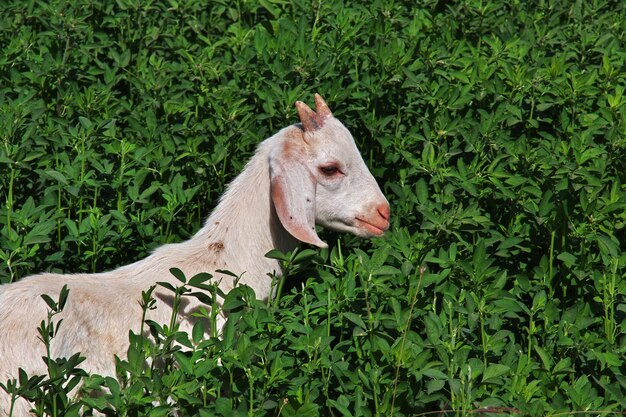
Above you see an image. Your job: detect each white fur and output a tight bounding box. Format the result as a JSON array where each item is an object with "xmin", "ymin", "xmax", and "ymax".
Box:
[{"xmin": 0, "ymin": 97, "xmax": 390, "ymax": 416}]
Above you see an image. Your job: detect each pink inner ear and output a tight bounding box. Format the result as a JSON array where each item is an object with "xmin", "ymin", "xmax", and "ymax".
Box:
[{"xmin": 271, "ymin": 175, "xmax": 327, "ymax": 248}]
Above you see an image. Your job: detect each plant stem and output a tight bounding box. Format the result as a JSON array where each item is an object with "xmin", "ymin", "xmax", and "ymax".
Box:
[
  {"xmin": 390, "ymin": 265, "xmax": 424, "ymax": 417},
  {"xmin": 548, "ymin": 230, "xmax": 555, "ymax": 294},
  {"xmin": 248, "ymin": 368, "xmax": 254, "ymax": 417},
  {"xmin": 7, "ymin": 166, "xmax": 13, "ymax": 236},
  {"xmin": 117, "ymin": 139, "xmax": 126, "ymax": 213}
]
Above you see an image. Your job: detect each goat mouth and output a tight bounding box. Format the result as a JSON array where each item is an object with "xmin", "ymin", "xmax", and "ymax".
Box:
[{"xmin": 354, "ymin": 217, "xmax": 388, "ymax": 236}]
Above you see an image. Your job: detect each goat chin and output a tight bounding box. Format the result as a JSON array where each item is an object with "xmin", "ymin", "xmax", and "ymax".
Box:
[{"xmin": 0, "ymin": 94, "xmax": 390, "ymax": 416}]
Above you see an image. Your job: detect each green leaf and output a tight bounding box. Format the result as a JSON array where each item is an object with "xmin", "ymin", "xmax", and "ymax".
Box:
[
  {"xmin": 534, "ymin": 345, "xmax": 552, "ymax": 369},
  {"xmin": 498, "ymin": 237, "xmax": 523, "ymax": 250},
  {"xmin": 44, "ymin": 169, "xmax": 68, "ymax": 185},
  {"xmin": 188, "ymin": 272, "xmax": 213, "ymax": 287},
  {"xmin": 40, "ymin": 294, "xmax": 57, "ymax": 310},
  {"xmin": 78, "ymin": 116, "xmax": 92, "ymax": 129},
  {"xmin": 596, "ymin": 234, "xmax": 618, "ymax": 258},
  {"xmin": 174, "ymin": 351, "xmax": 193, "ymax": 374},
  {"xmin": 192, "ymin": 320, "xmax": 205, "ymax": 344},
  {"xmin": 423, "ymin": 313, "xmax": 442, "ymax": 344},
  {"xmin": 343, "ymin": 312, "xmax": 367, "ymax": 330},
  {"xmin": 295, "ymin": 403, "xmax": 319, "ymax": 417},
  {"xmin": 169, "ymin": 267, "xmax": 187, "ymax": 284},
  {"xmin": 422, "ymin": 368, "xmax": 447, "ymax": 380},
  {"xmin": 157, "ymin": 281, "xmax": 177, "ymax": 292},
  {"xmin": 265, "ymin": 249, "xmax": 290, "ymax": 262},
  {"xmin": 215, "ymin": 397, "xmax": 232, "ymax": 414},
  {"xmin": 557, "ymin": 251, "xmax": 578, "ymax": 267},
  {"xmin": 482, "ymin": 364, "xmax": 510, "ymax": 382},
  {"xmin": 222, "ymin": 291, "xmax": 245, "ymax": 311},
  {"xmin": 426, "ymin": 378, "xmax": 446, "ymax": 394},
  {"xmin": 415, "ymin": 178, "xmax": 429, "ymax": 204}
]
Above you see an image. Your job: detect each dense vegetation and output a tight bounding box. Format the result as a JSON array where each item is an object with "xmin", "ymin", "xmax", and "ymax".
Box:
[{"xmin": 1, "ymin": 0, "xmax": 626, "ymax": 415}]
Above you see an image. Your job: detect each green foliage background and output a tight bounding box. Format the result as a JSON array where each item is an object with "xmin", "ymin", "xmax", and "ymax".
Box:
[{"xmin": 1, "ymin": 0, "xmax": 626, "ymax": 415}]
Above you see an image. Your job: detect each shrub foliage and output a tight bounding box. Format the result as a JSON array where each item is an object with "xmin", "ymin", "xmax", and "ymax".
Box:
[{"xmin": 1, "ymin": 0, "xmax": 626, "ymax": 415}]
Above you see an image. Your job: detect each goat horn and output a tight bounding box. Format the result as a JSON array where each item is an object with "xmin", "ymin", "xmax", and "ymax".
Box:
[
  {"xmin": 314, "ymin": 93, "xmax": 333, "ymax": 121},
  {"xmin": 295, "ymin": 94, "xmax": 333, "ymax": 132},
  {"xmin": 295, "ymin": 100, "xmax": 322, "ymax": 132}
]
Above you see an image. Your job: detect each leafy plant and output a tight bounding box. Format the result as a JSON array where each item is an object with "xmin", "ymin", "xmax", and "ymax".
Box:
[
  {"xmin": 1, "ymin": 0, "xmax": 626, "ymax": 415},
  {"xmin": 0, "ymin": 286, "xmax": 86, "ymax": 417}
]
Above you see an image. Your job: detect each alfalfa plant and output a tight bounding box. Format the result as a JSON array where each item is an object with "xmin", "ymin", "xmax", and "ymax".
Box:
[{"xmin": 1, "ymin": 285, "xmax": 86, "ymax": 417}]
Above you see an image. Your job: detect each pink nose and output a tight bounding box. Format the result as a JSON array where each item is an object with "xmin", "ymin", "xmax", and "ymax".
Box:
[{"xmin": 377, "ymin": 203, "xmax": 390, "ymax": 227}]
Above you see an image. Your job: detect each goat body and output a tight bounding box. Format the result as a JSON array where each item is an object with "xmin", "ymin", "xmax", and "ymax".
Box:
[{"xmin": 0, "ymin": 95, "xmax": 390, "ymax": 416}]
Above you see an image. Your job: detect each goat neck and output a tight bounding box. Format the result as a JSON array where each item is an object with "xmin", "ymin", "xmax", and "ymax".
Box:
[{"xmin": 186, "ymin": 130, "xmax": 299, "ymax": 300}]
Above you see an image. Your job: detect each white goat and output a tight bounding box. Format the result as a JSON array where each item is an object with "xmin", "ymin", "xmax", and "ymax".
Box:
[{"xmin": 0, "ymin": 94, "xmax": 390, "ymax": 416}]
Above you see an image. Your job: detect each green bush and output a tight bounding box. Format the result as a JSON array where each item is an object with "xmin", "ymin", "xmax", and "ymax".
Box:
[{"xmin": 1, "ymin": 0, "xmax": 625, "ymax": 415}]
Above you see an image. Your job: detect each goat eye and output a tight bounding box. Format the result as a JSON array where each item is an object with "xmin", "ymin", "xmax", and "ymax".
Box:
[{"xmin": 319, "ymin": 165, "xmax": 339, "ymax": 176}]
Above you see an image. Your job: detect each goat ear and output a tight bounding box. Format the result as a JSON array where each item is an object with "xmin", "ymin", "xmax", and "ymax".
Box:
[
  {"xmin": 269, "ymin": 150, "xmax": 328, "ymax": 248},
  {"xmin": 295, "ymin": 93, "xmax": 333, "ymax": 133}
]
